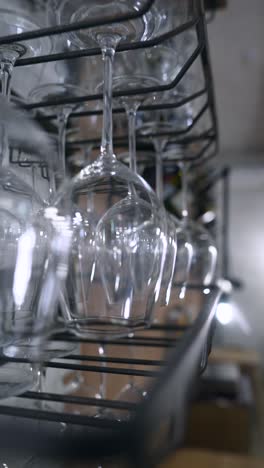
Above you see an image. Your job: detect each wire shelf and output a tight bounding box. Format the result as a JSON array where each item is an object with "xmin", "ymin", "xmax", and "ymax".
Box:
[
  {"xmin": 0, "ymin": 285, "xmax": 221, "ymax": 466},
  {"xmin": 2, "ymin": 1, "xmax": 221, "ymax": 466},
  {"xmin": 9, "ymin": 0, "xmax": 218, "ymax": 169}
]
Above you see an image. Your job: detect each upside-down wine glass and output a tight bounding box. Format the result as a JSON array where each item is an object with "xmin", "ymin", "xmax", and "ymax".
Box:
[
  {"xmin": 137, "ymin": 100, "xmax": 199, "ymax": 302},
  {"xmin": 0, "ymin": 0, "xmax": 51, "ymax": 99},
  {"xmin": 5, "ymin": 84, "xmax": 90, "ymax": 363},
  {"xmin": 161, "ymin": 140, "xmax": 218, "ymax": 323},
  {"xmin": 137, "ymin": 114, "xmax": 191, "ymax": 311},
  {"xmin": 103, "ymin": 52, "xmax": 181, "ymax": 411},
  {"xmin": 166, "ymin": 149, "xmax": 218, "ymax": 325},
  {"xmin": 177, "ymin": 155, "xmax": 218, "ymax": 287},
  {"xmin": 30, "ymin": 83, "xmax": 88, "ymax": 188},
  {"xmin": 54, "ymin": 2, "xmax": 188, "ymax": 412},
  {"xmin": 52, "ymin": 0, "xmax": 168, "ymax": 340},
  {"xmin": 0, "ymin": 96, "xmax": 59, "ymax": 398},
  {"xmin": 111, "ymin": 43, "xmax": 181, "ymax": 305},
  {"xmin": 0, "ymin": 0, "xmax": 59, "ymax": 366},
  {"xmin": 29, "ymin": 84, "xmax": 115, "ymax": 413}
]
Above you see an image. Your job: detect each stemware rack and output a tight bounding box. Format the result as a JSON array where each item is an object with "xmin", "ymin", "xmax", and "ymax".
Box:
[{"xmin": 2, "ymin": 1, "xmax": 222, "ymax": 466}]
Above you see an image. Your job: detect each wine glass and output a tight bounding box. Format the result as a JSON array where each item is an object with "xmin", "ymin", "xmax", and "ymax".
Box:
[
  {"xmin": 110, "ymin": 43, "xmax": 182, "ymax": 304},
  {"xmin": 0, "ymin": 0, "xmax": 51, "ymax": 98},
  {"xmin": 0, "ymin": 0, "xmax": 56, "ymax": 369},
  {"xmin": 3, "ymin": 172, "xmax": 77, "ymax": 361},
  {"xmin": 137, "ymin": 111, "xmax": 192, "ymax": 304},
  {"xmin": 29, "ymin": 82, "xmax": 103, "ymax": 345},
  {"xmin": 3, "ymin": 100, "xmax": 84, "ymax": 361},
  {"xmin": 29, "ymin": 83, "xmax": 90, "ymax": 187},
  {"xmin": 41, "ymin": 0, "xmax": 170, "ymax": 341},
  {"xmin": 158, "ymin": 143, "xmax": 218, "ymax": 323},
  {"xmin": 0, "ymin": 96, "xmax": 60, "ymax": 397},
  {"xmin": 177, "ymin": 157, "xmax": 218, "ymax": 288}
]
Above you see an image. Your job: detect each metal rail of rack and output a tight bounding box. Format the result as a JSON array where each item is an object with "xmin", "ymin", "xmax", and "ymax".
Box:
[
  {"xmin": 8, "ymin": 0, "xmax": 218, "ymax": 168},
  {"xmin": 0, "ymin": 286, "xmax": 221, "ymax": 466}
]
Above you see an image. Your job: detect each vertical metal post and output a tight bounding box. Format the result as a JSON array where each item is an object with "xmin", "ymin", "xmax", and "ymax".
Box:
[{"xmin": 222, "ymin": 167, "xmax": 230, "ymax": 278}]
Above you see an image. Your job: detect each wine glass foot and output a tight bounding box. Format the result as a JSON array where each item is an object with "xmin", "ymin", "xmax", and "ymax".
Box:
[
  {"xmin": 4, "ymin": 340, "xmax": 77, "ymax": 362},
  {"xmin": 0, "ymin": 362, "xmax": 37, "ymax": 399}
]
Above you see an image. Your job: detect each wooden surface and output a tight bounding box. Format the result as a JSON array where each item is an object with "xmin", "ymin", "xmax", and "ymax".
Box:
[
  {"xmin": 209, "ymin": 348, "xmax": 260, "ymax": 368},
  {"xmin": 185, "ymin": 403, "xmax": 251, "ymax": 453},
  {"xmin": 160, "ymin": 449, "xmax": 264, "ymax": 468}
]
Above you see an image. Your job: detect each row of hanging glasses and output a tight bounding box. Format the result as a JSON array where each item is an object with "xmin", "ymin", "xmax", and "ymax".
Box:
[{"xmin": 0, "ymin": 0, "xmax": 218, "ymax": 423}]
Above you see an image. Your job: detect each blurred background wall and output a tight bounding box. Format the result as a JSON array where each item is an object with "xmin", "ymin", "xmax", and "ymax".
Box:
[{"xmin": 207, "ymin": 0, "xmax": 264, "ymax": 358}]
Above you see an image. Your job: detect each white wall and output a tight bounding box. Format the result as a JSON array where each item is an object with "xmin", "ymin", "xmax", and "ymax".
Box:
[
  {"xmin": 208, "ymin": 0, "xmax": 264, "ymax": 155},
  {"xmin": 218, "ymin": 167, "xmax": 264, "ymax": 356}
]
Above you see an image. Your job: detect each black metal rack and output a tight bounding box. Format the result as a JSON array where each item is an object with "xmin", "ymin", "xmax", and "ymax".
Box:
[
  {"xmin": 8, "ymin": 0, "xmax": 218, "ymax": 168},
  {"xmin": 2, "ymin": 1, "xmax": 221, "ymax": 466},
  {"xmin": 0, "ymin": 286, "xmax": 221, "ymax": 467}
]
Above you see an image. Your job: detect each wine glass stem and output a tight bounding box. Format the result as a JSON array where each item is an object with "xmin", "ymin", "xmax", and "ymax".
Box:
[
  {"xmin": 0, "ymin": 123, "xmax": 9, "ymax": 167},
  {"xmin": 56, "ymin": 109, "xmax": 70, "ymax": 188},
  {"xmin": 31, "ymin": 165, "xmax": 38, "ymax": 212},
  {"xmin": 48, "ymin": 170, "xmax": 57, "ymax": 202},
  {"xmin": 153, "ymin": 138, "xmax": 167, "ymax": 202},
  {"xmin": 179, "ymin": 161, "xmax": 189, "ymax": 220},
  {"xmin": 0, "ymin": 61, "xmax": 13, "ymax": 100},
  {"xmin": 0, "ymin": 60, "xmax": 15, "ymax": 168},
  {"xmin": 126, "ymin": 104, "xmax": 139, "ymax": 174},
  {"xmin": 84, "ymin": 145, "xmax": 95, "ymax": 211},
  {"xmin": 100, "ymin": 38, "xmax": 120, "ymax": 158},
  {"xmin": 99, "ymin": 344, "xmax": 106, "ymax": 400}
]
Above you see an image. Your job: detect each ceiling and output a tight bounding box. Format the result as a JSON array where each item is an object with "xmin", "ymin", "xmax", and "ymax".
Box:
[{"xmin": 207, "ymin": 0, "xmax": 264, "ymax": 165}]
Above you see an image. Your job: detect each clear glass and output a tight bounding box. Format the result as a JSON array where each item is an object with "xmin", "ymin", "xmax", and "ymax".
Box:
[
  {"xmin": 29, "ymin": 83, "xmax": 88, "ymax": 188},
  {"xmin": 3, "ymin": 152, "xmax": 77, "ymax": 362},
  {"xmin": 51, "ymin": 2, "xmax": 168, "ymax": 339},
  {"xmin": 137, "ymin": 103, "xmax": 204, "ymax": 301},
  {"xmin": 153, "ymin": 138, "xmax": 177, "ymax": 306},
  {"xmin": 58, "ymin": 0, "xmax": 162, "ymax": 49},
  {"xmin": 110, "ymin": 43, "xmax": 182, "ymax": 305},
  {"xmin": 178, "ymin": 159, "xmax": 218, "ymax": 287},
  {"xmin": 156, "ymin": 146, "xmax": 218, "ymax": 326},
  {"xmin": 0, "ymin": 0, "xmax": 51, "ymax": 101},
  {"xmin": 0, "ymin": 99, "xmax": 59, "ymax": 397}
]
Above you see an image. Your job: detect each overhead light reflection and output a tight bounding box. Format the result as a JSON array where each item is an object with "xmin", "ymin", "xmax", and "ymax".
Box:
[
  {"xmin": 13, "ymin": 227, "xmax": 36, "ymax": 308},
  {"xmin": 216, "ymin": 301, "xmax": 234, "ymax": 326}
]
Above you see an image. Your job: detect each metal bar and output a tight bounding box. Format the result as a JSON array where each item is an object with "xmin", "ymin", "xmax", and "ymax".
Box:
[
  {"xmin": 196, "ymin": 4, "xmax": 219, "ymax": 154},
  {"xmin": 120, "ymin": 140, "xmax": 215, "ymax": 166},
  {"xmin": 195, "ymin": 167, "xmax": 227, "ymax": 193},
  {"xmin": 20, "ymin": 391, "xmax": 136, "ymax": 411},
  {"xmin": 61, "ymin": 354, "xmax": 164, "ymax": 367},
  {"xmin": 0, "ymin": 358, "xmax": 159, "ymax": 378},
  {"xmin": 135, "ymin": 100, "xmax": 209, "ymax": 139},
  {"xmin": 52, "ymin": 337, "xmax": 177, "ymax": 348},
  {"xmin": 166, "ymin": 137, "xmax": 215, "ymax": 163},
  {"xmin": 222, "ymin": 167, "xmax": 230, "ymax": 278},
  {"xmin": 55, "ymin": 333, "xmax": 182, "ymax": 345},
  {"xmin": 0, "ymin": 0, "xmax": 156, "ymax": 46},
  {"xmin": 0, "ymin": 404, "xmax": 125, "ymax": 428},
  {"xmin": 16, "ymin": 17, "xmax": 199, "ymax": 67},
  {"xmin": 151, "ymin": 324, "xmax": 189, "ymax": 332},
  {"xmin": 68, "ymin": 130, "xmax": 214, "ymax": 149},
  {"xmin": 38, "ymin": 88, "xmax": 207, "ymax": 121},
  {"xmin": 130, "ymin": 286, "xmax": 222, "ymax": 466},
  {"xmin": 25, "ymin": 39, "xmax": 204, "ymax": 109}
]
